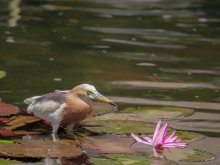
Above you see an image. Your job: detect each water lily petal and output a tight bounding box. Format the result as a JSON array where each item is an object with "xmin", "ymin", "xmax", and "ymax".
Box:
[
  {"xmin": 154, "ymin": 123, "xmax": 168, "ymax": 146},
  {"xmin": 165, "ymin": 131, "xmax": 175, "ymax": 143},
  {"xmin": 142, "ymin": 136, "xmax": 152, "ymax": 143},
  {"xmin": 131, "ymin": 133, "xmax": 151, "ymax": 145},
  {"xmin": 163, "ymin": 142, "xmax": 187, "ymax": 148},
  {"xmin": 152, "ymin": 120, "xmax": 161, "ymax": 142},
  {"xmin": 167, "ymin": 136, "xmax": 178, "ymax": 143}
]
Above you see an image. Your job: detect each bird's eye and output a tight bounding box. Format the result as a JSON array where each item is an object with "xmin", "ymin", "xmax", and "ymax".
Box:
[{"xmin": 87, "ymin": 90, "xmax": 93, "ymax": 95}]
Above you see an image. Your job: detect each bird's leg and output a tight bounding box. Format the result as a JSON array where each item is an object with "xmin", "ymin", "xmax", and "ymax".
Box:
[
  {"xmin": 51, "ymin": 122, "xmax": 60, "ymax": 142},
  {"xmin": 66, "ymin": 123, "xmax": 75, "ymax": 135}
]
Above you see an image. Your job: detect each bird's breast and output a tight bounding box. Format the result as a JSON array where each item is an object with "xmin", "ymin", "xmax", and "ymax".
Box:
[{"xmin": 60, "ymin": 96, "xmax": 92, "ymax": 126}]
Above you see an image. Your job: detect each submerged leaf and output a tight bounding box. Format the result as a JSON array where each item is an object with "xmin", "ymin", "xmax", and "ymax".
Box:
[
  {"xmin": 4, "ymin": 115, "xmax": 41, "ymax": 130},
  {"xmin": 0, "ymin": 71, "xmax": 6, "ymax": 79},
  {"xmin": 0, "ymin": 140, "xmax": 82, "ymax": 158},
  {"xmin": 164, "ymin": 148, "xmax": 215, "ymax": 162},
  {"xmin": 0, "ymin": 102, "xmax": 20, "ymax": 117},
  {"xmin": 90, "ymin": 154, "xmax": 177, "ymax": 165},
  {"xmin": 90, "ymin": 102, "xmax": 116, "ymax": 117}
]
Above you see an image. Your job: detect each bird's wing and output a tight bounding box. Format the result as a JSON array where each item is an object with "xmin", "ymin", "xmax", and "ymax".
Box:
[
  {"xmin": 27, "ymin": 99, "xmax": 62, "ymax": 114},
  {"xmin": 25, "ymin": 91, "xmax": 67, "ymax": 114}
]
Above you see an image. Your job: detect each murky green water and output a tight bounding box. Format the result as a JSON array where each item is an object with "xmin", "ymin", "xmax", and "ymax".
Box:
[{"xmin": 0, "ymin": 0, "xmax": 220, "ymax": 164}]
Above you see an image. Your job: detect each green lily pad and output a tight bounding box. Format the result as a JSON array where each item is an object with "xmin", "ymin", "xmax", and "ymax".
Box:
[
  {"xmin": 175, "ymin": 131, "xmax": 204, "ymax": 142},
  {"xmin": 0, "ymin": 139, "xmax": 13, "ymax": 144},
  {"xmin": 90, "ymin": 154, "xmax": 177, "ymax": 165},
  {"xmin": 0, "ymin": 158, "xmax": 22, "ymax": 164},
  {"xmin": 164, "ymin": 148, "xmax": 215, "ymax": 162},
  {"xmin": 84, "ymin": 120, "xmax": 156, "ymax": 135},
  {"xmin": 84, "ymin": 120, "xmax": 203, "ymax": 142},
  {"xmin": 0, "ymin": 71, "xmax": 6, "ymax": 79},
  {"xmin": 123, "ymin": 106, "xmax": 194, "ymax": 118},
  {"xmin": 92, "ymin": 106, "xmax": 194, "ymax": 122}
]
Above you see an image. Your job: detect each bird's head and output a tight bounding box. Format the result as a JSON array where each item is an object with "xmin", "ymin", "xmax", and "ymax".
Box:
[{"xmin": 73, "ymin": 84, "xmax": 117, "ymax": 107}]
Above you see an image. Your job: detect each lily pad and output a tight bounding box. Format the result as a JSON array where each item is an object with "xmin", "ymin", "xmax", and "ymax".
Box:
[
  {"xmin": 0, "ymin": 71, "xmax": 6, "ymax": 79},
  {"xmin": 0, "ymin": 102, "xmax": 20, "ymax": 117},
  {"xmin": 123, "ymin": 106, "xmax": 194, "ymax": 117},
  {"xmin": 84, "ymin": 120, "xmax": 156, "ymax": 135},
  {"xmin": 83, "ymin": 135, "xmax": 134, "ymax": 154},
  {"xmin": 84, "ymin": 120, "xmax": 203, "ymax": 142},
  {"xmin": 92, "ymin": 106, "xmax": 194, "ymax": 122},
  {"xmin": 0, "ymin": 117, "xmax": 13, "ymax": 123},
  {"xmin": 0, "ymin": 140, "xmax": 82, "ymax": 158},
  {"xmin": 0, "ymin": 139, "xmax": 13, "ymax": 144},
  {"xmin": 175, "ymin": 131, "xmax": 204, "ymax": 142},
  {"xmin": 4, "ymin": 115, "xmax": 41, "ymax": 130},
  {"xmin": 0, "ymin": 128, "xmax": 15, "ymax": 137},
  {"xmin": 90, "ymin": 154, "xmax": 177, "ymax": 165},
  {"xmin": 164, "ymin": 148, "xmax": 215, "ymax": 162},
  {"xmin": 13, "ymin": 130, "xmax": 43, "ymax": 136},
  {"xmin": 0, "ymin": 158, "xmax": 22, "ymax": 164}
]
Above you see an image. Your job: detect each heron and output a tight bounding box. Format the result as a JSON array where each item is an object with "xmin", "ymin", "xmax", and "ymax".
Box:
[{"xmin": 24, "ymin": 84, "xmax": 117, "ymax": 141}]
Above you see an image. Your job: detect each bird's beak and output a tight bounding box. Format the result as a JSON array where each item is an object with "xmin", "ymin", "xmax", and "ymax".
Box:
[{"xmin": 92, "ymin": 92, "xmax": 117, "ymax": 107}]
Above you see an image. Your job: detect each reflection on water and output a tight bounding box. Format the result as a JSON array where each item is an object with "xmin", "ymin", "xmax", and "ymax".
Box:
[
  {"xmin": 0, "ymin": 0, "xmax": 219, "ymax": 164},
  {"xmin": 8, "ymin": 0, "xmax": 21, "ymax": 27}
]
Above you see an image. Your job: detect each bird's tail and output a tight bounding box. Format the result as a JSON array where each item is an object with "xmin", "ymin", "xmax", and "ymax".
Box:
[{"xmin": 24, "ymin": 96, "xmax": 40, "ymax": 105}]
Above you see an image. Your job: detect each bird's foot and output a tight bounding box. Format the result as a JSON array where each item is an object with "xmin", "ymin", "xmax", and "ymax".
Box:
[{"xmin": 65, "ymin": 132, "xmax": 79, "ymax": 140}]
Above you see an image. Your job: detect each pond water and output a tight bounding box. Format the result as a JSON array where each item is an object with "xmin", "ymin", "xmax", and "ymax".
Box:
[{"xmin": 0, "ymin": 0, "xmax": 219, "ymax": 164}]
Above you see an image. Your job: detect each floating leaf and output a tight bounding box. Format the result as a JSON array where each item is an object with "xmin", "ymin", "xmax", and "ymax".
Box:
[
  {"xmin": 164, "ymin": 148, "xmax": 215, "ymax": 162},
  {"xmin": 175, "ymin": 131, "xmax": 204, "ymax": 142},
  {"xmin": 0, "ymin": 117, "xmax": 13, "ymax": 123},
  {"xmin": 4, "ymin": 115, "xmax": 41, "ymax": 130},
  {"xmin": 0, "ymin": 102, "xmax": 20, "ymax": 117},
  {"xmin": 0, "ymin": 71, "xmax": 6, "ymax": 79},
  {"xmin": 0, "ymin": 128, "xmax": 15, "ymax": 137},
  {"xmin": 84, "ymin": 120, "xmax": 156, "ymax": 135},
  {"xmin": 92, "ymin": 106, "xmax": 194, "ymax": 123},
  {"xmin": 13, "ymin": 130, "xmax": 43, "ymax": 136},
  {"xmin": 123, "ymin": 106, "xmax": 194, "ymax": 117},
  {"xmin": 0, "ymin": 139, "xmax": 13, "ymax": 144},
  {"xmin": 0, "ymin": 158, "xmax": 22, "ymax": 164},
  {"xmin": 90, "ymin": 154, "xmax": 177, "ymax": 165},
  {"xmin": 0, "ymin": 140, "xmax": 82, "ymax": 158},
  {"xmin": 83, "ymin": 135, "xmax": 133, "ymax": 154},
  {"xmin": 84, "ymin": 120, "xmax": 203, "ymax": 142}
]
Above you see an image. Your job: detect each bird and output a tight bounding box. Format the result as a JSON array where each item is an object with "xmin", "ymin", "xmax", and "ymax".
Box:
[{"xmin": 24, "ymin": 84, "xmax": 117, "ymax": 141}]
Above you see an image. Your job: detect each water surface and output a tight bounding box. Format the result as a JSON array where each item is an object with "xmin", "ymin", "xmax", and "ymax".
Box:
[{"xmin": 0, "ymin": 0, "xmax": 219, "ymax": 164}]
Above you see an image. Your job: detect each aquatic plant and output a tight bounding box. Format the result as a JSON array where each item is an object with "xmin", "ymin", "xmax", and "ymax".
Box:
[{"xmin": 131, "ymin": 120, "xmax": 186, "ymax": 155}]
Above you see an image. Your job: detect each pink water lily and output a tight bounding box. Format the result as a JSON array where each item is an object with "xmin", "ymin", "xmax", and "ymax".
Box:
[{"xmin": 131, "ymin": 120, "xmax": 187, "ymax": 149}]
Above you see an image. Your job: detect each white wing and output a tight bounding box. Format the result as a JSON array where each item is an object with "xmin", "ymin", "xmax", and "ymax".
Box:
[{"xmin": 27, "ymin": 100, "xmax": 61, "ymax": 114}]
